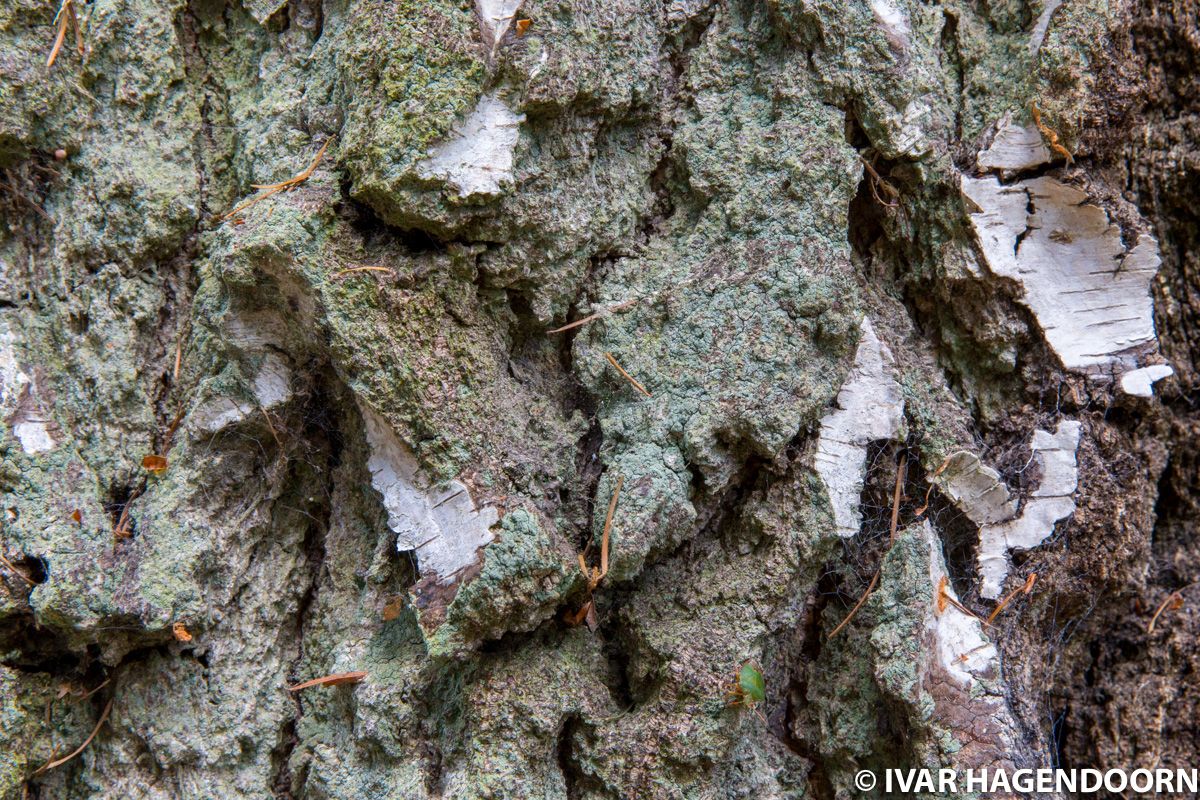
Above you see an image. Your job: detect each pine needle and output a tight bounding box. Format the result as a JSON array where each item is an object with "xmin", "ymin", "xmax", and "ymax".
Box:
[
  {"xmin": 599, "ymin": 475, "xmax": 623, "ymax": 582},
  {"xmin": 828, "ymin": 570, "xmax": 879, "ymax": 639},
  {"xmin": 287, "ymin": 671, "xmax": 367, "ymax": 692},
  {"xmin": 935, "ymin": 576, "xmax": 981, "ymax": 620},
  {"xmin": 548, "ymin": 299, "xmax": 638, "ymax": 334},
  {"xmin": 985, "ymin": 572, "xmax": 1037, "ymax": 625},
  {"xmin": 604, "ymin": 352, "xmax": 651, "ymax": 397},
  {"xmin": 222, "ymin": 139, "xmax": 331, "ymax": 221},
  {"xmin": 46, "ymin": 0, "xmax": 71, "ymax": 68},
  {"xmin": 0, "ymin": 552, "xmax": 35, "ymax": 585},
  {"xmin": 33, "ymin": 697, "xmax": 113, "ymax": 775},
  {"xmin": 1147, "ymin": 590, "xmax": 1185, "ymax": 634},
  {"xmin": 829, "ymin": 454, "xmax": 907, "ymax": 639}
]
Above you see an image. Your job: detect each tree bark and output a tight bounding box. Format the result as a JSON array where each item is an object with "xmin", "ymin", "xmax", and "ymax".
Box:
[{"xmin": 0, "ymin": 0, "xmax": 1196, "ymax": 797}]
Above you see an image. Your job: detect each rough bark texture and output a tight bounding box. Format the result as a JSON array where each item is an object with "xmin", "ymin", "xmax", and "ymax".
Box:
[{"xmin": 0, "ymin": 0, "xmax": 1196, "ymax": 797}]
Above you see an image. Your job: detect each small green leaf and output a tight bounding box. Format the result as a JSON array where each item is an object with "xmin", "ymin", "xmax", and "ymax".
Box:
[{"xmin": 738, "ymin": 663, "xmax": 765, "ymax": 703}]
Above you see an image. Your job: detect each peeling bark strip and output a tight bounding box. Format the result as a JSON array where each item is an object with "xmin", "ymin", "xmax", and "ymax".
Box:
[
  {"xmin": 360, "ymin": 405, "xmax": 497, "ymax": 584},
  {"xmin": 962, "ymin": 174, "xmax": 1172, "ymax": 392},
  {"xmin": 814, "ymin": 318, "xmax": 905, "ymax": 537},
  {"xmin": 939, "ymin": 421, "xmax": 1082, "ymax": 599}
]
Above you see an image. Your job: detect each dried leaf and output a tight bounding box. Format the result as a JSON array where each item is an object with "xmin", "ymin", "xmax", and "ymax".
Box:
[
  {"xmin": 172, "ymin": 622, "xmax": 193, "ymax": 643},
  {"xmin": 565, "ymin": 599, "xmax": 592, "ymax": 627},
  {"xmin": 382, "ymin": 596, "xmax": 404, "ymax": 621},
  {"xmin": 142, "ymin": 454, "xmax": 168, "ymax": 475}
]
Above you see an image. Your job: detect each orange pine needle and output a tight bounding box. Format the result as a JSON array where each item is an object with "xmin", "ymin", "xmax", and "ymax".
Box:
[
  {"xmin": 604, "ymin": 352, "xmax": 651, "ymax": 397},
  {"xmin": 914, "ymin": 454, "xmax": 953, "ymax": 517},
  {"xmin": 0, "ymin": 552, "xmax": 34, "ymax": 585},
  {"xmin": 1147, "ymin": 590, "xmax": 1185, "ymax": 634},
  {"xmin": 33, "ymin": 697, "xmax": 113, "ymax": 775},
  {"xmin": 173, "ymin": 336, "xmax": 183, "ymax": 383},
  {"xmin": 1031, "ymin": 102, "xmax": 1074, "ymax": 165},
  {"xmin": 986, "ymin": 572, "xmax": 1037, "ymax": 625},
  {"xmin": 599, "ymin": 475, "xmax": 623, "ymax": 583},
  {"xmin": 548, "ymin": 299, "xmax": 638, "ymax": 334},
  {"xmin": 830, "ymin": 455, "xmax": 907, "ymax": 638},
  {"xmin": 287, "ymin": 671, "xmax": 367, "ymax": 692},
  {"xmin": 46, "ymin": 0, "xmax": 72, "ymax": 68},
  {"xmin": 829, "ymin": 570, "xmax": 880, "ymax": 639},
  {"xmin": 222, "ymin": 138, "xmax": 331, "ymax": 221},
  {"xmin": 935, "ymin": 575, "xmax": 980, "ymax": 619}
]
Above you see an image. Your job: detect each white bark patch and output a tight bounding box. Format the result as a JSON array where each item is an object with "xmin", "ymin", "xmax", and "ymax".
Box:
[
  {"xmin": 193, "ymin": 314, "xmax": 294, "ymax": 432},
  {"xmin": 963, "ymin": 174, "xmax": 1168, "ymax": 391},
  {"xmin": 871, "ymin": 0, "xmax": 910, "ymax": 51},
  {"xmin": 922, "ymin": 520, "xmax": 997, "ymax": 687},
  {"xmin": 417, "ymin": 94, "xmax": 525, "ymax": 198},
  {"xmin": 1029, "ymin": 0, "xmax": 1063, "ymax": 54},
  {"xmin": 476, "ymin": 0, "xmax": 523, "ymax": 53},
  {"xmin": 938, "ymin": 452, "xmax": 1018, "ymax": 526},
  {"xmin": 814, "ymin": 318, "xmax": 905, "ymax": 537},
  {"xmin": 0, "ymin": 326, "xmax": 56, "ymax": 455},
  {"xmin": 360, "ymin": 405, "xmax": 497, "ymax": 584},
  {"xmin": 1120, "ymin": 364, "xmax": 1174, "ymax": 398},
  {"xmin": 977, "ymin": 118, "xmax": 1050, "ymax": 175},
  {"xmin": 938, "ymin": 422, "xmax": 1082, "ymax": 597},
  {"xmin": 892, "ymin": 99, "xmax": 932, "ymax": 158},
  {"xmin": 194, "ymin": 353, "xmax": 294, "ymax": 433}
]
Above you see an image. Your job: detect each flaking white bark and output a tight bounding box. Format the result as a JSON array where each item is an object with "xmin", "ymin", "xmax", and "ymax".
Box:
[
  {"xmin": 922, "ymin": 520, "xmax": 998, "ymax": 686},
  {"xmin": 1120, "ymin": 364, "xmax": 1174, "ymax": 398},
  {"xmin": 417, "ymin": 93, "xmax": 525, "ymax": 198},
  {"xmin": 0, "ymin": 325, "xmax": 55, "ymax": 455},
  {"xmin": 936, "ymin": 422, "xmax": 1081, "ymax": 598},
  {"xmin": 192, "ymin": 314, "xmax": 295, "ymax": 432},
  {"xmin": 963, "ymin": 174, "xmax": 1169, "ymax": 391},
  {"xmin": 814, "ymin": 317, "xmax": 905, "ymax": 537},
  {"xmin": 938, "ymin": 452, "xmax": 1018, "ymax": 526},
  {"xmin": 977, "ymin": 117, "xmax": 1051, "ymax": 175},
  {"xmin": 977, "ymin": 420, "xmax": 1081, "ymax": 598},
  {"xmin": 476, "ymin": 0, "xmax": 523, "ymax": 53},
  {"xmin": 1029, "ymin": 0, "xmax": 1063, "ymax": 54},
  {"xmin": 360, "ymin": 405, "xmax": 498, "ymax": 584}
]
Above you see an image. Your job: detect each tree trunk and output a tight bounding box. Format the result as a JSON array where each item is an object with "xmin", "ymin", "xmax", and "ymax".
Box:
[{"xmin": 0, "ymin": 0, "xmax": 1196, "ymax": 797}]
